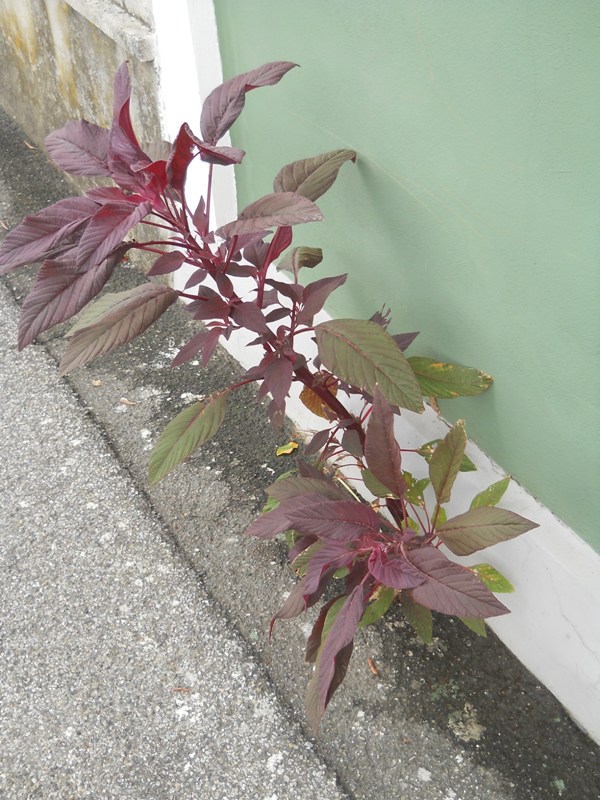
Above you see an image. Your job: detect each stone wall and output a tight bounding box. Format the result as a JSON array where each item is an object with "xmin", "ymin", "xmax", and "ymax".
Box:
[{"xmin": 0, "ymin": 0, "xmax": 162, "ymax": 149}]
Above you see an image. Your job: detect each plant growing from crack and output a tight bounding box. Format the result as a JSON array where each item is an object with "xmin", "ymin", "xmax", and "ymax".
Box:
[{"xmin": 0, "ymin": 62, "xmax": 538, "ymax": 730}]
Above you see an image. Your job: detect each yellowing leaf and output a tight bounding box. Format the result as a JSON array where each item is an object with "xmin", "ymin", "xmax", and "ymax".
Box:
[
  {"xmin": 408, "ymin": 356, "xmax": 493, "ymax": 399},
  {"xmin": 276, "ymin": 441, "xmax": 299, "ymax": 456},
  {"xmin": 470, "ymin": 563, "xmax": 515, "ymax": 593}
]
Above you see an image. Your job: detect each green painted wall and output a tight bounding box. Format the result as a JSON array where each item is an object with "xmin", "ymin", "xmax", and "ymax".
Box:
[{"xmin": 214, "ymin": 1, "xmax": 600, "ymax": 550}]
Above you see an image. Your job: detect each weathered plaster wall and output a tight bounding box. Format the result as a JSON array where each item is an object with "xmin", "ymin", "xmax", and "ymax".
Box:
[{"xmin": 0, "ymin": 0, "xmax": 161, "ymax": 148}]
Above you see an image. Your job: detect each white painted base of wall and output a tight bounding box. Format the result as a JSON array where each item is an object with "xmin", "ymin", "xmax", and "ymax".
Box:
[{"xmin": 152, "ymin": 1, "xmax": 600, "ymax": 747}]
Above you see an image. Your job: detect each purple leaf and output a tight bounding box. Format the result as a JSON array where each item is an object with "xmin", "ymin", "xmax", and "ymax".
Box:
[
  {"xmin": 305, "ymin": 596, "xmax": 344, "ymax": 663},
  {"xmin": 18, "ymin": 249, "xmax": 124, "ymax": 350},
  {"xmin": 429, "ymin": 420, "xmax": 468, "ymax": 504},
  {"xmin": 198, "ymin": 143, "xmax": 245, "ymax": 166},
  {"xmin": 306, "ymin": 582, "xmax": 369, "ymax": 731},
  {"xmin": 266, "ymin": 475, "xmax": 344, "ymax": 502},
  {"xmin": 364, "ymin": 388, "xmax": 407, "ymax": 498},
  {"xmin": 286, "ymin": 500, "xmax": 381, "ymax": 541},
  {"xmin": 58, "ymin": 283, "xmax": 179, "ymax": 376},
  {"xmin": 86, "ymin": 186, "xmax": 141, "ymax": 205},
  {"xmin": 265, "ymin": 278, "xmax": 302, "ymax": 303},
  {"xmin": 230, "ymin": 301, "xmax": 270, "ymax": 334},
  {"xmin": 76, "ymin": 201, "xmax": 152, "ymax": 272},
  {"xmin": 392, "ymin": 331, "xmax": 420, "ymax": 351},
  {"xmin": 367, "ymin": 548, "xmax": 424, "ymax": 590},
  {"xmin": 171, "ymin": 327, "xmax": 224, "ymax": 368},
  {"xmin": 406, "ymin": 547, "xmax": 510, "ymax": 618},
  {"xmin": 305, "ymin": 541, "xmax": 355, "ymax": 593},
  {"xmin": 187, "ymin": 288, "xmax": 230, "ymax": 322},
  {"xmin": 216, "ymin": 192, "xmax": 322, "ymax": 239},
  {"xmin": 297, "ymin": 274, "xmax": 347, "ymax": 326},
  {"xmin": 45, "ymin": 120, "xmax": 110, "ymax": 176},
  {"xmin": 274, "ymin": 149, "xmax": 356, "ymax": 202},
  {"xmin": 0, "ymin": 197, "xmax": 98, "ymax": 274},
  {"xmin": 258, "ymin": 354, "xmax": 294, "ymax": 411},
  {"xmin": 200, "ymin": 61, "xmax": 297, "ymax": 145},
  {"xmin": 147, "ymin": 251, "xmax": 186, "ymax": 276},
  {"xmin": 271, "ymin": 567, "xmax": 336, "ymax": 634},
  {"xmin": 436, "ymin": 506, "xmax": 539, "ymax": 556},
  {"xmin": 304, "ymin": 428, "xmax": 331, "ymax": 456},
  {"xmin": 245, "ymin": 493, "xmax": 333, "ymax": 540}
]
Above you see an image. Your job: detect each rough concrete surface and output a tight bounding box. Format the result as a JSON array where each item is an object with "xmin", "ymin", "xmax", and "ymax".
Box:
[{"xmin": 1, "ymin": 106, "xmax": 599, "ymax": 800}]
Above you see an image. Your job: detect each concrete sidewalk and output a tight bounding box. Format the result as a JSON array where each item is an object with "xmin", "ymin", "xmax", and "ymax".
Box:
[{"xmin": 1, "ymin": 105, "xmax": 599, "ymax": 800}]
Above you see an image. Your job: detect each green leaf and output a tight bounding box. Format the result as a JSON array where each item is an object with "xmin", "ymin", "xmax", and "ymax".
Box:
[
  {"xmin": 428, "ymin": 421, "xmax": 468, "ymax": 504},
  {"xmin": 471, "ymin": 563, "xmax": 515, "ymax": 593},
  {"xmin": 362, "ymin": 468, "xmax": 395, "ymax": 498},
  {"xmin": 359, "ymin": 586, "xmax": 395, "ymax": 628},
  {"xmin": 418, "ymin": 439, "xmax": 476, "ymax": 472},
  {"xmin": 59, "ymin": 283, "xmax": 179, "ymax": 376},
  {"xmin": 400, "ymin": 592, "xmax": 433, "ymax": 643},
  {"xmin": 291, "ymin": 541, "xmax": 323, "ymax": 577},
  {"xmin": 314, "ymin": 318, "xmax": 424, "ymax": 413},
  {"xmin": 273, "ymin": 149, "xmax": 356, "ymax": 201},
  {"xmin": 148, "ymin": 391, "xmax": 228, "ymax": 484},
  {"xmin": 277, "ymin": 246, "xmax": 323, "ymax": 272},
  {"xmin": 436, "ymin": 506, "xmax": 539, "ymax": 556},
  {"xmin": 436, "ymin": 506, "xmax": 447, "ymax": 526},
  {"xmin": 470, "ymin": 476, "xmax": 511, "ymax": 509},
  {"xmin": 458, "ymin": 616, "xmax": 487, "ymax": 636},
  {"xmin": 404, "ymin": 472, "xmax": 430, "ymax": 507},
  {"xmin": 407, "ymin": 356, "xmax": 493, "ymax": 399}
]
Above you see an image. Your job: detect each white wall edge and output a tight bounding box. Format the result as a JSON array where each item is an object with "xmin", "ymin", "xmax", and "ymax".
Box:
[{"xmin": 152, "ymin": 1, "xmax": 600, "ymax": 747}]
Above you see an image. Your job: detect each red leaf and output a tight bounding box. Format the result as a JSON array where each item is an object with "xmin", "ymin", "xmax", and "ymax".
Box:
[
  {"xmin": 266, "ymin": 225, "xmax": 293, "ymax": 263},
  {"xmin": 166, "ymin": 124, "xmax": 197, "ymax": 192},
  {"xmin": 200, "ymin": 61, "xmax": 297, "ymax": 144},
  {"xmin": 216, "ymin": 192, "xmax": 322, "ymax": 239},
  {"xmin": 297, "ymin": 274, "xmax": 347, "ymax": 326},
  {"xmin": 0, "ymin": 198, "xmax": 98, "ymax": 274},
  {"xmin": 406, "ymin": 547, "xmax": 509, "ymax": 618},
  {"xmin": 58, "ymin": 283, "xmax": 178, "ymax": 375},
  {"xmin": 45, "ymin": 120, "xmax": 110, "ymax": 176},
  {"xmin": 286, "ymin": 500, "xmax": 382, "ymax": 541},
  {"xmin": 364, "ymin": 388, "xmax": 407, "ymax": 498},
  {"xmin": 18, "ymin": 250, "xmax": 123, "ymax": 350}
]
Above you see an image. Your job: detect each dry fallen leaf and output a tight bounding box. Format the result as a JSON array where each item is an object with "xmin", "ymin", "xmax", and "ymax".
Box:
[
  {"xmin": 91, "ymin": 379, "xmax": 103, "ymax": 387},
  {"xmin": 23, "ymin": 140, "xmax": 38, "ymax": 150},
  {"xmin": 119, "ymin": 397, "xmax": 138, "ymax": 406},
  {"xmin": 0, "ymin": 220, "xmax": 8, "ymax": 230},
  {"xmin": 367, "ymin": 657, "xmax": 379, "ymax": 676}
]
